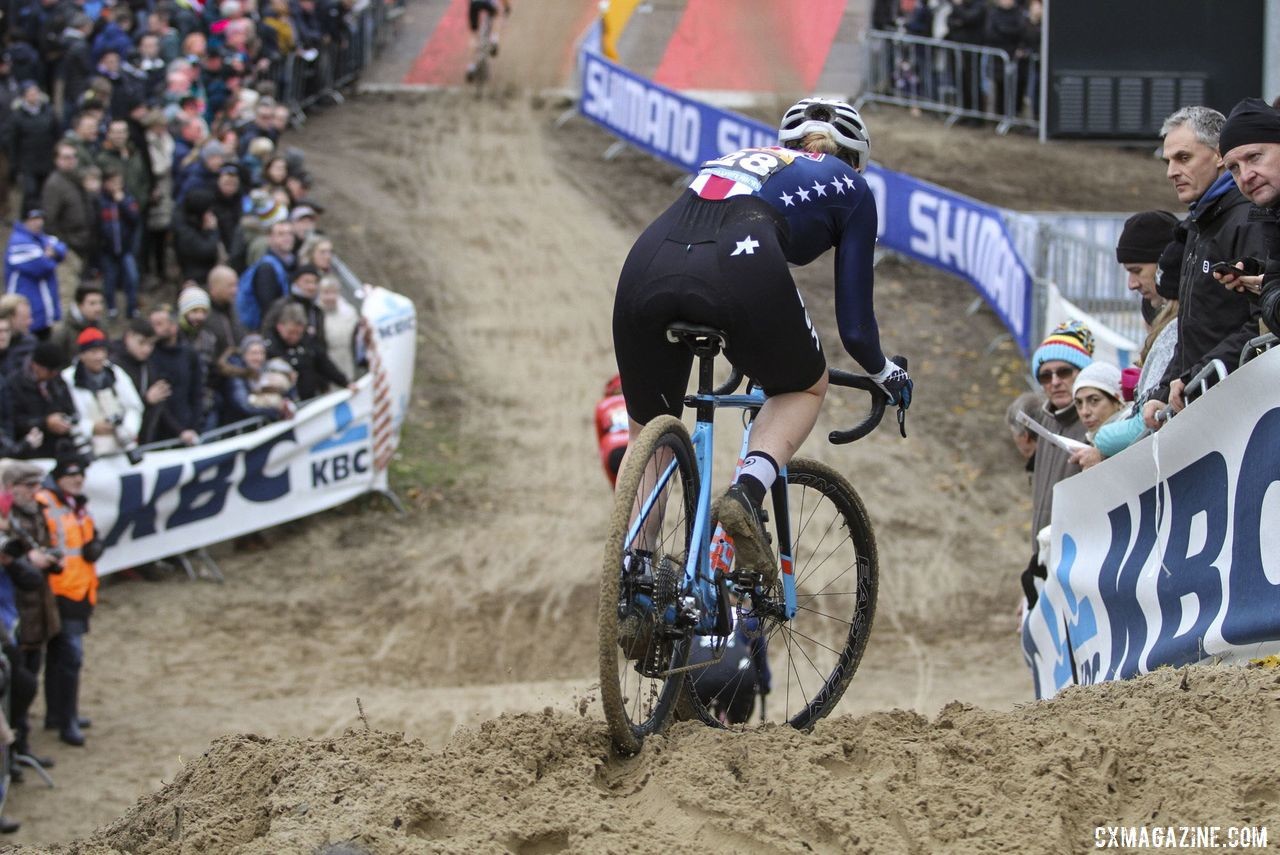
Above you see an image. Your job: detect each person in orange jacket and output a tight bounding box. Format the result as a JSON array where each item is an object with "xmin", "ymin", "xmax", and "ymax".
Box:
[
  {"xmin": 37, "ymin": 453, "xmax": 103, "ymax": 747},
  {"xmin": 595, "ymin": 374, "xmax": 629, "ymax": 487}
]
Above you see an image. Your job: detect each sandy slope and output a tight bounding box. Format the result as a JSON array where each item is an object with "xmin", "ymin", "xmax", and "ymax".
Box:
[{"xmin": 53, "ymin": 666, "xmax": 1280, "ymax": 854}]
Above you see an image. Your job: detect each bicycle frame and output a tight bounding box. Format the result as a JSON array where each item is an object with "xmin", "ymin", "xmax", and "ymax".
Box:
[
  {"xmin": 686, "ymin": 388, "xmax": 799, "ymax": 625},
  {"xmin": 622, "ymin": 377, "xmax": 798, "ymax": 644}
]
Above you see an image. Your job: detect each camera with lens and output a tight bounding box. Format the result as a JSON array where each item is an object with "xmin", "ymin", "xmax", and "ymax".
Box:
[
  {"xmin": 108, "ymin": 412, "xmax": 145, "ymax": 466},
  {"xmin": 0, "ymin": 531, "xmax": 63, "ymax": 572},
  {"xmin": 92, "ymin": 389, "xmax": 145, "ymax": 466},
  {"xmin": 60, "ymin": 413, "xmax": 96, "ymax": 460}
]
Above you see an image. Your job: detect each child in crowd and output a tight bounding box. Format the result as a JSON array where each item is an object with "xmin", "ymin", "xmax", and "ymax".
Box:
[
  {"xmin": 242, "ymin": 136, "xmax": 275, "ymax": 187},
  {"xmin": 79, "ymin": 167, "xmax": 104, "ymax": 285},
  {"xmin": 253, "ymin": 357, "xmax": 297, "ymax": 411},
  {"xmin": 96, "ymin": 169, "xmax": 141, "ymax": 320}
]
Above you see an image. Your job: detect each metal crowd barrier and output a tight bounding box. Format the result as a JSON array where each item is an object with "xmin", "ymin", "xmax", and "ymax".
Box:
[
  {"xmin": 273, "ymin": 0, "xmax": 404, "ymax": 128},
  {"xmin": 1002, "ymin": 210, "xmax": 1146, "ymax": 349},
  {"xmin": 858, "ymin": 29, "xmax": 1038, "ymax": 135}
]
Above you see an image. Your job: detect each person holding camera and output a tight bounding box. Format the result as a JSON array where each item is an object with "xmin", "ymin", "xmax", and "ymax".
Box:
[
  {"xmin": 9, "ymin": 342, "xmax": 77, "ymax": 459},
  {"xmin": 37, "ymin": 454, "xmax": 104, "ymax": 747},
  {"xmin": 63, "ymin": 328, "xmax": 145, "ymax": 463},
  {"xmin": 3, "ymin": 462, "xmax": 62, "ymax": 764}
]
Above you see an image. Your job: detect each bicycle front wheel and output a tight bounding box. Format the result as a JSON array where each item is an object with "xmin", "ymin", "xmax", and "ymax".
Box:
[
  {"xmin": 598, "ymin": 415, "xmax": 698, "ymax": 755},
  {"xmin": 685, "ymin": 457, "xmax": 878, "ymax": 731}
]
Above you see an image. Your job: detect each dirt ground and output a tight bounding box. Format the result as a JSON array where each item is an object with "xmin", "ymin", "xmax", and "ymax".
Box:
[{"xmin": 6, "ymin": 3, "xmax": 1275, "ymax": 852}]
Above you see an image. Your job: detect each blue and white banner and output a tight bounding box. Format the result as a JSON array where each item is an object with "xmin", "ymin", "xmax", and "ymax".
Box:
[
  {"xmin": 33, "ymin": 286, "xmax": 417, "ymax": 576},
  {"xmin": 864, "ymin": 162, "xmax": 1032, "ymax": 350},
  {"xmin": 1022, "ymin": 347, "xmax": 1280, "ymax": 699},
  {"xmin": 577, "ymin": 49, "xmax": 1035, "ymax": 351}
]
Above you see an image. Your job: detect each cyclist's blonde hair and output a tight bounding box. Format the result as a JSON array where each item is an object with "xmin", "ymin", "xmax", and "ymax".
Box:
[{"xmin": 795, "ymin": 131, "xmax": 840, "ymax": 156}]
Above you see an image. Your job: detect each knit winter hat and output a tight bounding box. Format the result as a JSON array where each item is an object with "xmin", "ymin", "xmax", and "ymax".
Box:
[
  {"xmin": 249, "ymin": 189, "xmax": 288, "ymax": 227},
  {"xmin": 1115, "ymin": 211, "xmax": 1178, "ymax": 264},
  {"xmin": 1031, "ymin": 321, "xmax": 1095, "ymax": 380},
  {"xmin": 76, "ymin": 326, "xmax": 108, "ymax": 352},
  {"xmin": 1218, "ymin": 97, "xmax": 1280, "ymax": 157},
  {"xmin": 178, "ymin": 286, "xmax": 211, "ymax": 317},
  {"xmin": 1072, "ymin": 361, "xmax": 1122, "ymax": 402},
  {"xmin": 32, "ymin": 341, "xmax": 67, "ymax": 370},
  {"xmin": 200, "ymin": 140, "xmax": 228, "ymax": 161},
  {"xmin": 240, "ymin": 333, "xmax": 266, "ymax": 352}
]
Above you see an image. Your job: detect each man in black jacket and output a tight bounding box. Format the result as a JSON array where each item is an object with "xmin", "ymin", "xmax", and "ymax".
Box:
[
  {"xmin": 9, "ymin": 82, "xmax": 60, "ymax": 212},
  {"xmin": 147, "ymin": 305, "xmax": 203, "ymax": 445},
  {"xmin": 1214, "ymin": 98, "xmax": 1280, "ymax": 335},
  {"xmin": 1142, "ymin": 106, "xmax": 1277, "ymax": 429},
  {"xmin": 250, "ymin": 220, "xmax": 295, "ymax": 330},
  {"xmin": 265, "ymin": 303, "xmax": 349, "ymax": 401},
  {"xmin": 9, "ymin": 341, "xmax": 76, "ymax": 457},
  {"xmin": 110, "ymin": 317, "xmax": 167, "ymax": 443}
]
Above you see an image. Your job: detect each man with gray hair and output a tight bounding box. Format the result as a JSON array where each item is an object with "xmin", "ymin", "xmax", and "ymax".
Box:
[{"xmin": 1142, "ymin": 106, "xmax": 1276, "ymax": 429}]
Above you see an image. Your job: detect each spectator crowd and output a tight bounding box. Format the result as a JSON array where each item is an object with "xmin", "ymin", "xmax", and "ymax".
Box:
[
  {"xmin": 873, "ymin": 0, "xmax": 1042, "ymax": 123},
  {"xmin": 0, "ymin": 0, "xmax": 378, "ymax": 832},
  {"xmin": 1012, "ymin": 97, "xmax": 1280, "ymax": 614}
]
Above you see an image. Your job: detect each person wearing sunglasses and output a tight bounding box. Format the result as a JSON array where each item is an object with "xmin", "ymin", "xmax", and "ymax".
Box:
[{"xmin": 1020, "ymin": 321, "xmax": 1094, "ymax": 609}]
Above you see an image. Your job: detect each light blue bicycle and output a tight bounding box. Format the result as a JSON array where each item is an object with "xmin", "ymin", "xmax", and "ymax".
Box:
[{"xmin": 598, "ymin": 322, "xmax": 906, "ymax": 754}]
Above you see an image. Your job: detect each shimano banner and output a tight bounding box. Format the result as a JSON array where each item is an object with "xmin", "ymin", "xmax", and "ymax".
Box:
[
  {"xmin": 38, "ymin": 286, "xmax": 416, "ymax": 576},
  {"xmin": 867, "ymin": 167, "xmax": 1032, "ymax": 350},
  {"xmin": 577, "ymin": 49, "xmax": 1034, "ymax": 351},
  {"xmin": 1022, "ymin": 348, "xmax": 1280, "ymax": 700}
]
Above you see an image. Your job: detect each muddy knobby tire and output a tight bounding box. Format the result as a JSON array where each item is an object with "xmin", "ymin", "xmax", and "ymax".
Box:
[{"xmin": 597, "ymin": 415, "xmax": 698, "ymax": 755}]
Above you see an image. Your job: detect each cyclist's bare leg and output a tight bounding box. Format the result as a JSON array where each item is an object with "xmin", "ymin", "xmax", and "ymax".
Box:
[
  {"xmin": 743, "ymin": 373, "xmax": 828, "ymax": 470},
  {"xmin": 714, "ymin": 373, "xmax": 827, "ymax": 585}
]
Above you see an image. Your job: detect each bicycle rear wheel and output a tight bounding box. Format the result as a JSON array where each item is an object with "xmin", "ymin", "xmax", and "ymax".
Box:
[
  {"xmin": 684, "ymin": 457, "xmax": 877, "ymax": 731},
  {"xmin": 598, "ymin": 415, "xmax": 698, "ymax": 755}
]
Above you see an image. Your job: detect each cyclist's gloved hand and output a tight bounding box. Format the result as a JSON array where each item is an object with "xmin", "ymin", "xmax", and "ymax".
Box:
[{"xmin": 871, "ymin": 358, "xmax": 912, "ymax": 409}]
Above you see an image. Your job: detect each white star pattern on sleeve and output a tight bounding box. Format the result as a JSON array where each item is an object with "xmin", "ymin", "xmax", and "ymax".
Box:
[
  {"xmin": 811, "ymin": 180, "xmax": 827, "ymax": 197},
  {"xmin": 842, "ymin": 175, "xmax": 856, "ymax": 190},
  {"xmin": 795, "ymin": 186, "xmax": 811, "ymax": 202},
  {"xmin": 831, "ymin": 178, "xmax": 845, "ymax": 194},
  {"xmin": 779, "ymin": 190, "xmax": 794, "ymax": 207}
]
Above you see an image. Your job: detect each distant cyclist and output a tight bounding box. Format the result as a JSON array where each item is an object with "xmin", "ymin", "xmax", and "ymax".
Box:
[
  {"xmin": 612, "ymin": 98, "xmax": 911, "ymax": 586},
  {"xmin": 466, "ymin": 0, "xmax": 511, "ymax": 79}
]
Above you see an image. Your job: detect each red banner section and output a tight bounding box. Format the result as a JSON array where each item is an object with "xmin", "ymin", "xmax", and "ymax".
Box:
[{"xmin": 653, "ymin": 0, "xmax": 847, "ymax": 92}]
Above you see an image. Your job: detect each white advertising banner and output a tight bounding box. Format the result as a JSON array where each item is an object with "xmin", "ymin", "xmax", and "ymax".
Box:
[
  {"xmin": 1022, "ymin": 347, "xmax": 1280, "ymax": 699},
  {"xmin": 52, "ymin": 285, "xmax": 418, "ymax": 576}
]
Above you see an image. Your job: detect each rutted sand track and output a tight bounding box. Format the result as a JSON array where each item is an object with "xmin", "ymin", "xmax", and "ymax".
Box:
[{"xmin": 57, "ymin": 667, "xmax": 1280, "ymax": 853}]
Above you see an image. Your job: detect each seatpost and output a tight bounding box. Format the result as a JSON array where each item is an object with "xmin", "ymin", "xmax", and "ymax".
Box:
[{"xmin": 695, "ymin": 352, "xmax": 716, "ymax": 422}]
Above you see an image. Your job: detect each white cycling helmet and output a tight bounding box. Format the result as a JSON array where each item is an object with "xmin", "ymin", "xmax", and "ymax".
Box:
[{"xmin": 778, "ymin": 97, "xmax": 870, "ymax": 172}]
